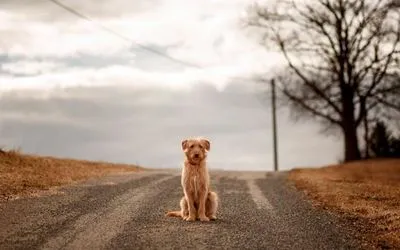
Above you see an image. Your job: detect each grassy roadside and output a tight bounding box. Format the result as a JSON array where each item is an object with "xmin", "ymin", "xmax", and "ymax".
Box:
[
  {"xmin": 288, "ymin": 159, "xmax": 400, "ymax": 249},
  {"xmin": 0, "ymin": 149, "xmax": 143, "ymax": 201}
]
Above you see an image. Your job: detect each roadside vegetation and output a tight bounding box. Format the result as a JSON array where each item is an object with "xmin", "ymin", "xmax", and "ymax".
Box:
[
  {"xmin": 289, "ymin": 122, "xmax": 400, "ymax": 248},
  {"xmin": 0, "ymin": 148, "xmax": 142, "ymax": 202},
  {"xmin": 289, "ymin": 160, "xmax": 400, "ymax": 249}
]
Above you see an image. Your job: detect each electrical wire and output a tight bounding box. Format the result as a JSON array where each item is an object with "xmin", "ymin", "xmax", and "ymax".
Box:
[
  {"xmin": 46, "ymin": 0, "xmax": 272, "ymax": 100},
  {"xmin": 47, "ymin": 0, "xmax": 202, "ymax": 69}
]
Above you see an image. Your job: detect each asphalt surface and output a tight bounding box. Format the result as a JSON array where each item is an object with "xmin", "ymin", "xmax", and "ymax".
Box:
[{"xmin": 0, "ymin": 170, "xmax": 362, "ymax": 250}]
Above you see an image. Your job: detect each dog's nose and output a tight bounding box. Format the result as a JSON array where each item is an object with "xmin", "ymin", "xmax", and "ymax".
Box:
[{"xmin": 194, "ymin": 153, "xmax": 199, "ymax": 158}]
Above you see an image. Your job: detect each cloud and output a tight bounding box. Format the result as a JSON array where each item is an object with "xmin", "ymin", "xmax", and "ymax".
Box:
[
  {"xmin": 0, "ymin": 0, "xmax": 283, "ymax": 90},
  {"xmin": 0, "ymin": 84, "xmax": 341, "ymax": 170},
  {"xmin": 1, "ymin": 60, "xmax": 64, "ymax": 75},
  {"xmin": 0, "ymin": 61, "xmax": 267, "ymax": 91}
]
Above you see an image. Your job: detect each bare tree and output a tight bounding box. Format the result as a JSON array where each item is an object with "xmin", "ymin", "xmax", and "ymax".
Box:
[{"xmin": 247, "ymin": 0, "xmax": 400, "ymax": 162}]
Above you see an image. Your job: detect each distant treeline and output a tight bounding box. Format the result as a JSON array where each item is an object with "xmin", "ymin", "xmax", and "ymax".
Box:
[{"xmin": 369, "ymin": 121, "xmax": 400, "ymax": 158}]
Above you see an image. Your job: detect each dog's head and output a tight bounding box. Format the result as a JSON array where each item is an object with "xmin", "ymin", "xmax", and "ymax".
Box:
[{"xmin": 181, "ymin": 137, "xmax": 210, "ymax": 164}]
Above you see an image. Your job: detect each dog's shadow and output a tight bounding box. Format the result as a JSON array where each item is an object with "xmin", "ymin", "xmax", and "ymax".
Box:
[{"xmin": 163, "ymin": 216, "xmax": 228, "ymax": 227}]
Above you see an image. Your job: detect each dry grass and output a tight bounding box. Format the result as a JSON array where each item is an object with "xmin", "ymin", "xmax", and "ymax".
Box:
[
  {"xmin": 0, "ymin": 148, "xmax": 143, "ymax": 201},
  {"xmin": 289, "ymin": 159, "xmax": 400, "ymax": 249}
]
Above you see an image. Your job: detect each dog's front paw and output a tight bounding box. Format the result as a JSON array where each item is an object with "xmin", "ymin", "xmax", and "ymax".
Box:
[
  {"xmin": 199, "ymin": 216, "xmax": 210, "ymax": 222},
  {"xmin": 185, "ymin": 216, "xmax": 196, "ymax": 222},
  {"xmin": 209, "ymin": 215, "xmax": 217, "ymax": 220}
]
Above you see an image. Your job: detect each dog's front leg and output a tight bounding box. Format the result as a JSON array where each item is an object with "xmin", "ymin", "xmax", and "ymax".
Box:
[
  {"xmin": 198, "ymin": 190, "xmax": 209, "ymax": 222},
  {"xmin": 185, "ymin": 193, "xmax": 196, "ymax": 221}
]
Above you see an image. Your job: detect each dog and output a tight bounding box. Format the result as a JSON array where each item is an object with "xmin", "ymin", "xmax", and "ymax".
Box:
[{"xmin": 166, "ymin": 137, "xmax": 218, "ymax": 222}]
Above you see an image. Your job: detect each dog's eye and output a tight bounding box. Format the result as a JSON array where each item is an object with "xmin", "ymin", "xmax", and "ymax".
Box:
[
  {"xmin": 190, "ymin": 145, "xmax": 194, "ymax": 148},
  {"xmin": 199, "ymin": 145, "xmax": 203, "ymax": 149}
]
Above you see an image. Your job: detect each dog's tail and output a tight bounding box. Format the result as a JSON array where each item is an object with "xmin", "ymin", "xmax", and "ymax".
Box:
[{"xmin": 165, "ymin": 211, "xmax": 182, "ymax": 217}]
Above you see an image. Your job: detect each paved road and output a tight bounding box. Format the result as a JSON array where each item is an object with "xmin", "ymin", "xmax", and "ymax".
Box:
[{"xmin": 0, "ymin": 170, "xmax": 362, "ymax": 250}]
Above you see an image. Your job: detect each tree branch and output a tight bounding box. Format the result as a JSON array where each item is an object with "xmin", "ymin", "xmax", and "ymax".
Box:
[
  {"xmin": 280, "ymin": 42, "xmax": 343, "ymax": 115},
  {"xmin": 281, "ymin": 86, "xmax": 342, "ymax": 125}
]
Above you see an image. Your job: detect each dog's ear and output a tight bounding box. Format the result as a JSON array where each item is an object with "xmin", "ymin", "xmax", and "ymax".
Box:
[
  {"xmin": 201, "ymin": 139, "xmax": 210, "ymax": 151},
  {"xmin": 181, "ymin": 139, "xmax": 188, "ymax": 151}
]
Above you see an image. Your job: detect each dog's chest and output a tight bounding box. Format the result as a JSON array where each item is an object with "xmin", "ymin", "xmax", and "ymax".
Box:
[
  {"xmin": 183, "ymin": 171, "xmax": 202, "ymax": 194},
  {"xmin": 192, "ymin": 175, "xmax": 199, "ymax": 198}
]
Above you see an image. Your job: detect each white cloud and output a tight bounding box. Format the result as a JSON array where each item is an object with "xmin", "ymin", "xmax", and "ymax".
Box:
[
  {"xmin": 0, "ymin": 0, "xmax": 283, "ymax": 92},
  {"xmin": 0, "ymin": 63, "xmax": 261, "ymax": 92},
  {"xmin": 0, "ymin": 18, "xmax": 132, "ymax": 58},
  {"xmin": 1, "ymin": 60, "xmax": 64, "ymax": 75}
]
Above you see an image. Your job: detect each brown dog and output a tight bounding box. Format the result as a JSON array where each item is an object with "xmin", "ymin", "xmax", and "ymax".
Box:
[{"xmin": 166, "ymin": 137, "xmax": 218, "ymax": 222}]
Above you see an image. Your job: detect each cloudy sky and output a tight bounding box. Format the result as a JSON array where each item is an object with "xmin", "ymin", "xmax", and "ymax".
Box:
[{"xmin": 0, "ymin": 0, "xmax": 342, "ymax": 171}]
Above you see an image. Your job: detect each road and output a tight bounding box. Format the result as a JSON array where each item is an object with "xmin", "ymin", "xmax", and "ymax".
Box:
[{"xmin": 0, "ymin": 170, "xmax": 362, "ymax": 250}]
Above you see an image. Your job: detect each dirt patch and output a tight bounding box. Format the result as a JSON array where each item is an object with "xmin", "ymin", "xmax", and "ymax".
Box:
[
  {"xmin": 0, "ymin": 149, "xmax": 143, "ymax": 201},
  {"xmin": 288, "ymin": 159, "xmax": 400, "ymax": 249}
]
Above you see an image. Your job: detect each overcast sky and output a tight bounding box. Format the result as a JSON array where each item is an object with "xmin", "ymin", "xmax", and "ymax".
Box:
[{"xmin": 0, "ymin": 0, "xmax": 342, "ymax": 171}]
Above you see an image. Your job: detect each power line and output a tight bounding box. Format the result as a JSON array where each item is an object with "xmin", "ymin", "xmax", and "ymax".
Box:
[
  {"xmin": 47, "ymin": 0, "xmax": 201, "ymax": 69},
  {"xmin": 45, "ymin": 0, "xmax": 272, "ymax": 100},
  {"xmin": 46, "ymin": 0, "xmax": 272, "ymax": 102},
  {"xmin": 46, "ymin": 1, "xmax": 266, "ymax": 85},
  {"xmin": 46, "ymin": 0, "xmax": 268, "ymax": 81}
]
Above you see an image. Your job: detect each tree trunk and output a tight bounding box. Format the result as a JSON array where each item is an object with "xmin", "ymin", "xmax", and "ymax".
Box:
[
  {"xmin": 342, "ymin": 123, "xmax": 361, "ymax": 161},
  {"xmin": 341, "ymin": 85, "xmax": 361, "ymax": 162},
  {"xmin": 363, "ymin": 111, "xmax": 370, "ymax": 159}
]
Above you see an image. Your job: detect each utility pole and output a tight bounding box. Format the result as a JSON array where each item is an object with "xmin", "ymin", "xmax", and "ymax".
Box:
[{"xmin": 271, "ymin": 79, "xmax": 279, "ymax": 171}]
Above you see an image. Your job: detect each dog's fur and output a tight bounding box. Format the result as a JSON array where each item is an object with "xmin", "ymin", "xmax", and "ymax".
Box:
[{"xmin": 166, "ymin": 137, "xmax": 218, "ymax": 222}]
